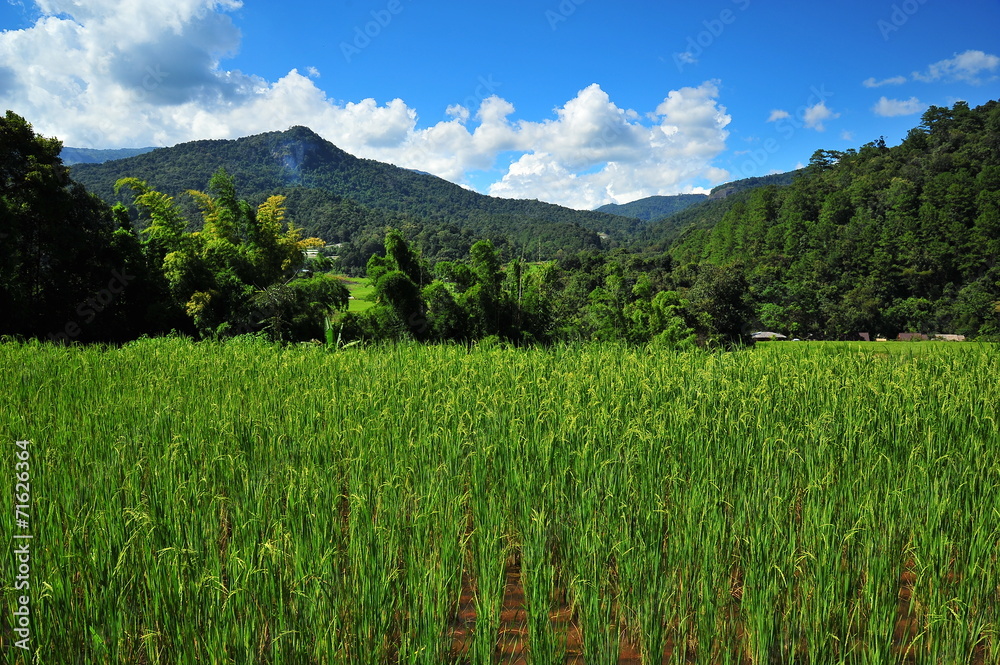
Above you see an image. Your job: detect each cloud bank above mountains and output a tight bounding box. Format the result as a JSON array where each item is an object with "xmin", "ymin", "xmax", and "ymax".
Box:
[
  {"xmin": 0, "ymin": 0, "xmax": 731, "ymax": 209},
  {"xmin": 5, "ymin": 1, "xmax": 992, "ymax": 209}
]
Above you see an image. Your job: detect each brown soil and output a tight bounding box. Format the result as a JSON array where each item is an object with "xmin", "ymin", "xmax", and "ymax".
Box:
[
  {"xmin": 447, "ymin": 557, "xmax": 991, "ymax": 664},
  {"xmin": 449, "ymin": 561, "xmax": 645, "ymax": 664}
]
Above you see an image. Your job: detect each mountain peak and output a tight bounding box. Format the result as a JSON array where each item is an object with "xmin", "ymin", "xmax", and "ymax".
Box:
[{"xmin": 279, "ymin": 125, "xmax": 326, "ymax": 143}]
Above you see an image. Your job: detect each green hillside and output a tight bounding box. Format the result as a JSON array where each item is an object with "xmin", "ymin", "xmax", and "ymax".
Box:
[
  {"xmin": 653, "ymin": 100, "xmax": 1000, "ymax": 339},
  {"xmin": 707, "ymin": 169, "xmax": 803, "ymax": 199},
  {"xmin": 596, "ymin": 193, "xmax": 706, "ymax": 221},
  {"xmin": 6, "ymin": 101, "xmax": 999, "ymax": 345},
  {"xmin": 70, "ymin": 127, "xmax": 639, "ymax": 269}
]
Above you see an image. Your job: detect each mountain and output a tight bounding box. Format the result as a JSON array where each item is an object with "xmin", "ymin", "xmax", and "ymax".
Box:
[
  {"xmin": 60, "ymin": 146, "xmax": 157, "ymax": 165},
  {"xmin": 69, "ymin": 127, "xmax": 640, "ymax": 270},
  {"xmin": 596, "ymin": 193, "xmax": 707, "ymax": 221},
  {"xmin": 598, "ymin": 170, "xmax": 802, "ymax": 235},
  {"xmin": 708, "ymin": 169, "xmax": 803, "ymax": 199}
]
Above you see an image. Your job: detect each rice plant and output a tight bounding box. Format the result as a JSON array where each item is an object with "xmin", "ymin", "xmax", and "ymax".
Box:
[{"xmin": 1, "ymin": 338, "xmax": 997, "ymax": 664}]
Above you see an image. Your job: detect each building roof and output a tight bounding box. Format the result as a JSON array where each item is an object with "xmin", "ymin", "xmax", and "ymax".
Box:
[{"xmin": 750, "ymin": 331, "xmax": 787, "ymax": 340}]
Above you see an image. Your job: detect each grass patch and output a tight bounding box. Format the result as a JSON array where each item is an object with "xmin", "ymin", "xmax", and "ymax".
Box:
[{"xmin": 334, "ymin": 274, "xmax": 376, "ymax": 312}]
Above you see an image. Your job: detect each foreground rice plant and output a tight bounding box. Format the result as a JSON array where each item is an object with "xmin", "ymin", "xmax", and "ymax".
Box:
[{"xmin": 1, "ymin": 339, "xmax": 998, "ymax": 664}]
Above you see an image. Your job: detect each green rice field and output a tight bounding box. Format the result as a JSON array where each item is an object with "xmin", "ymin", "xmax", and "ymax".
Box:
[
  {"xmin": 1, "ymin": 339, "xmax": 998, "ymax": 664},
  {"xmin": 337, "ymin": 276, "xmax": 375, "ymax": 313}
]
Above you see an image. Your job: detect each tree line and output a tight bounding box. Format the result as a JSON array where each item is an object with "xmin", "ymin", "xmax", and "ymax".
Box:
[{"xmin": 3, "ymin": 100, "xmax": 999, "ymax": 346}]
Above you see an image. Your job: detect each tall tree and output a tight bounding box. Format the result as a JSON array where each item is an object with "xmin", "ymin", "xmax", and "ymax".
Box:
[
  {"xmin": 0, "ymin": 111, "xmax": 135, "ymax": 341},
  {"xmin": 116, "ymin": 170, "xmax": 333, "ymax": 339}
]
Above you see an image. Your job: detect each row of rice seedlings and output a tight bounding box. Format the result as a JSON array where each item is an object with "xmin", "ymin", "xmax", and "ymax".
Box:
[
  {"xmin": 614, "ymin": 429, "xmax": 674, "ymax": 664},
  {"xmin": 521, "ymin": 509, "xmax": 565, "ymax": 665},
  {"xmin": 468, "ymin": 443, "xmax": 510, "ymax": 665}
]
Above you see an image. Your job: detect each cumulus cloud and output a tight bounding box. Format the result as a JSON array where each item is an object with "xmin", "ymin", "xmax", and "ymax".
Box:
[
  {"xmin": 862, "ymin": 75, "xmax": 907, "ymax": 88},
  {"xmin": 0, "ymin": 1, "xmax": 733, "ymax": 209},
  {"xmin": 0, "ymin": 0, "xmax": 260, "ymax": 146},
  {"xmin": 802, "ymin": 102, "xmax": 839, "ymax": 131},
  {"xmin": 872, "ymin": 96, "xmax": 924, "ymax": 117},
  {"xmin": 912, "ymin": 49, "xmax": 1000, "ymax": 84},
  {"xmin": 767, "ymin": 109, "xmax": 790, "ymax": 122},
  {"xmin": 487, "ymin": 81, "xmax": 732, "ymax": 208}
]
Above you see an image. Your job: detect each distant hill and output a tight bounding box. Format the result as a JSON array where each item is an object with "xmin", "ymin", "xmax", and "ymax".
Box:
[
  {"xmin": 629, "ymin": 169, "xmax": 802, "ymax": 250},
  {"xmin": 708, "ymin": 170, "xmax": 802, "ymax": 199},
  {"xmin": 70, "ymin": 127, "xmax": 640, "ymax": 270},
  {"xmin": 596, "ymin": 193, "xmax": 707, "ymax": 221},
  {"xmin": 60, "ymin": 146, "xmax": 157, "ymax": 165},
  {"xmin": 635, "ymin": 192, "xmax": 753, "ymax": 251},
  {"xmin": 599, "ymin": 170, "xmax": 802, "ymax": 233}
]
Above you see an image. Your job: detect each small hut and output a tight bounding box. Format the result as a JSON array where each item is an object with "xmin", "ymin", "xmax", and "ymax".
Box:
[{"xmin": 750, "ymin": 331, "xmax": 788, "ymax": 341}]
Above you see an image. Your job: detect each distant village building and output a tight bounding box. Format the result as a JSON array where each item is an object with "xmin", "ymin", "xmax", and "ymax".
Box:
[
  {"xmin": 934, "ymin": 334, "xmax": 966, "ymax": 342},
  {"xmin": 858, "ymin": 332, "xmax": 870, "ymax": 342},
  {"xmin": 897, "ymin": 333, "xmax": 929, "ymax": 341},
  {"xmin": 750, "ymin": 331, "xmax": 787, "ymax": 341}
]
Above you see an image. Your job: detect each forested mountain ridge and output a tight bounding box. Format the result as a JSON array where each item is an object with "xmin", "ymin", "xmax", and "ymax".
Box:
[
  {"xmin": 708, "ymin": 170, "xmax": 802, "ymax": 199},
  {"xmin": 70, "ymin": 127, "xmax": 639, "ymax": 269},
  {"xmin": 650, "ymin": 100, "xmax": 1000, "ymax": 339},
  {"xmin": 593, "ymin": 171, "xmax": 803, "ymax": 223},
  {"xmin": 60, "ymin": 146, "xmax": 157, "ymax": 165},
  {"xmin": 596, "ymin": 193, "xmax": 707, "ymax": 221},
  {"xmin": 614, "ymin": 170, "xmax": 802, "ymax": 252}
]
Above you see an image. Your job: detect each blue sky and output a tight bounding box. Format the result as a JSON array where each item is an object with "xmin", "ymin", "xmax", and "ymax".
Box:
[{"xmin": 1, "ymin": 0, "xmax": 998, "ymax": 209}]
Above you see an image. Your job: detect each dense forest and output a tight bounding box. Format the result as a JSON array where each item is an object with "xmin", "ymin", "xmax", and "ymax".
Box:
[
  {"xmin": 2, "ymin": 100, "xmax": 998, "ymax": 345},
  {"xmin": 651, "ymin": 100, "xmax": 1000, "ymax": 340}
]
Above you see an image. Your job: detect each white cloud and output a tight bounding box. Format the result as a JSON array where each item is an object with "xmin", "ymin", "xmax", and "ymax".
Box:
[
  {"xmin": 767, "ymin": 109, "xmax": 790, "ymax": 122},
  {"xmin": 445, "ymin": 104, "xmax": 470, "ymax": 122},
  {"xmin": 0, "ymin": 1, "xmax": 733, "ymax": 209},
  {"xmin": 872, "ymin": 96, "xmax": 924, "ymax": 117},
  {"xmin": 802, "ymin": 101, "xmax": 839, "ymax": 131},
  {"xmin": 862, "ymin": 75, "xmax": 907, "ymax": 88},
  {"xmin": 912, "ymin": 49, "xmax": 1000, "ymax": 84},
  {"xmin": 487, "ymin": 81, "xmax": 732, "ymax": 208},
  {"xmin": 841, "ymin": 130, "xmax": 854, "ymax": 141}
]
